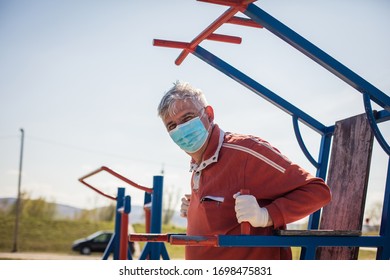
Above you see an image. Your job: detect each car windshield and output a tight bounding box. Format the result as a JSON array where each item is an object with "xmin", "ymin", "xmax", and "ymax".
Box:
[{"xmin": 86, "ymin": 231, "xmax": 110, "ymax": 240}]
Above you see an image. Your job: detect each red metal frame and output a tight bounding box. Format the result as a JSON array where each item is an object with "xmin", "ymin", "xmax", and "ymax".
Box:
[
  {"xmin": 198, "ymin": 0, "xmax": 257, "ymax": 8},
  {"xmin": 119, "ymin": 208, "xmax": 129, "ymax": 260},
  {"xmin": 170, "ymin": 235, "xmax": 218, "ymax": 246},
  {"xmin": 129, "ymin": 233, "xmax": 219, "ymax": 247},
  {"xmin": 78, "ymin": 166, "xmax": 153, "ymax": 200},
  {"xmin": 153, "ymin": 0, "xmax": 260, "ymax": 65}
]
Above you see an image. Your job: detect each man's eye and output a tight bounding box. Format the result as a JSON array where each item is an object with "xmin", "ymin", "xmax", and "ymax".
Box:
[
  {"xmin": 182, "ymin": 115, "xmax": 195, "ymax": 123},
  {"xmin": 167, "ymin": 124, "xmax": 177, "ymax": 131}
]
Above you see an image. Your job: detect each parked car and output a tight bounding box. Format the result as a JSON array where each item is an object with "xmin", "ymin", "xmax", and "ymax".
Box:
[{"xmin": 72, "ymin": 230, "xmax": 135, "ymax": 256}]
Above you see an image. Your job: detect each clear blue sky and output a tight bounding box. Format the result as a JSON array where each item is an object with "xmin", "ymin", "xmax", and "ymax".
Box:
[{"xmin": 1, "ymin": 0, "xmax": 389, "ymax": 218}]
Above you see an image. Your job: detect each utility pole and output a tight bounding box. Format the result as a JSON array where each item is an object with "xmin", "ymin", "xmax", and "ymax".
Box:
[{"xmin": 12, "ymin": 128, "xmax": 24, "ymax": 252}]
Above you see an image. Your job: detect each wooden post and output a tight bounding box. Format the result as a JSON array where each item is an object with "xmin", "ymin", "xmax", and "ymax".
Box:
[{"xmin": 317, "ymin": 113, "xmax": 374, "ymax": 260}]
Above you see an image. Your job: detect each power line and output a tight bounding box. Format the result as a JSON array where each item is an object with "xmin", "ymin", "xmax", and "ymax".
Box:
[
  {"xmin": 26, "ymin": 135, "xmax": 185, "ymax": 169},
  {"xmin": 0, "ymin": 135, "xmax": 18, "ymax": 140}
]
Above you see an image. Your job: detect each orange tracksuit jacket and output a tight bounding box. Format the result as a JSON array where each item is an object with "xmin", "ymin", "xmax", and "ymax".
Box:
[{"xmin": 185, "ymin": 124, "xmax": 331, "ymax": 260}]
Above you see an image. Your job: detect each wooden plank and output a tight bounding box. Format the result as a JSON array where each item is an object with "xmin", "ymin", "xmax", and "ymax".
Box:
[{"xmin": 316, "ymin": 113, "xmax": 374, "ymax": 260}]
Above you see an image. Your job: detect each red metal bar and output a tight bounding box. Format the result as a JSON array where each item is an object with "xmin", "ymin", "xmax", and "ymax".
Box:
[
  {"xmin": 175, "ymin": 6, "xmax": 241, "ymax": 65},
  {"xmin": 100, "ymin": 166, "xmax": 152, "ymax": 193},
  {"xmin": 154, "ymin": 34, "xmax": 242, "ymax": 61},
  {"xmin": 227, "ymin": 16, "xmax": 263, "ymax": 28},
  {"xmin": 144, "ymin": 204, "xmax": 151, "ymax": 233},
  {"xmin": 129, "ymin": 233, "xmax": 170, "ymax": 243},
  {"xmin": 207, "ymin": 33, "xmax": 242, "ymax": 44},
  {"xmin": 154, "ymin": 1, "xmax": 259, "ymax": 65},
  {"xmin": 197, "ymin": 0, "xmax": 257, "ymax": 7},
  {"xmin": 119, "ymin": 210, "xmax": 129, "ymax": 260},
  {"xmin": 78, "ymin": 166, "xmax": 153, "ymax": 200},
  {"xmin": 169, "ymin": 235, "xmax": 218, "ymax": 246},
  {"xmin": 153, "ymin": 39, "xmax": 191, "ymax": 50},
  {"xmin": 78, "ymin": 178, "xmax": 116, "ymax": 201},
  {"xmin": 188, "ymin": 7, "xmax": 239, "ymax": 49},
  {"xmin": 128, "ymin": 233, "xmax": 218, "ymax": 247},
  {"xmin": 240, "ymin": 189, "xmax": 251, "ymax": 235}
]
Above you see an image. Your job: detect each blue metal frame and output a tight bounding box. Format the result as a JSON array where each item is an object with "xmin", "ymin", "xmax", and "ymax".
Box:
[
  {"xmin": 138, "ymin": 175, "xmax": 170, "ymax": 260},
  {"xmin": 102, "ymin": 188, "xmax": 134, "ymax": 260},
  {"xmin": 123, "ymin": 195, "xmax": 133, "ymax": 260},
  {"xmin": 363, "ymin": 94, "xmax": 390, "ymax": 156},
  {"xmin": 102, "ymin": 188, "xmax": 125, "ymax": 260},
  {"xmin": 292, "ymin": 116, "xmax": 320, "ymax": 169},
  {"xmin": 244, "ymin": 4, "xmax": 390, "ymax": 110},
  {"xmin": 218, "ymin": 235, "xmax": 387, "ymax": 260},
  {"xmin": 102, "ymin": 177, "xmax": 170, "ymax": 260},
  {"xmin": 157, "ymin": 2, "xmax": 390, "ymax": 259},
  {"xmin": 377, "ymin": 158, "xmax": 390, "ymax": 259}
]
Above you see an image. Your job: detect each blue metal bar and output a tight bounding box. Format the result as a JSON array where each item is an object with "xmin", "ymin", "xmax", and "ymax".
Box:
[
  {"xmin": 292, "ymin": 116, "xmax": 319, "ymax": 169},
  {"xmin": 102, "ymin": 235, "xmax": 115, "ymax": 260},
  {"xmin": 315, "ymin": 134, "xmax": 333, "ymax": 181},
  {"xmin": 244, "ymin": 3, "xmax": 390, "ymax": 110},
  {"xmin": 143, "ymin": 192, "xmax": 152, "ymax": 232},
  {"xmin": 193, "ymin": 46, "xmax": 328, "ymax": 135},
  {"xmin": 139, "ymin": 243, "xmax": 152, "ymax": 260},
  {"xmin": 377, "ymin": 158, "xmax": 390, "ymax": 260},
  {"xmin": 102, "ymin": 188, "xmax": 126, "ymax": 260},
  {"xmin": 150, "ymin": 176, "xmax": 163, "ymax": 260},
  {"xmin": 113, "ymin": 187, "xmax": 125, "ymax": 260},
  {"xmin": 219, "ymin": 235, "xmax": 386, "ymax": 260},
  {"xmin": 160, "ymin": 245, "xmax": 170, "ymax": 260},
  {"xmin": 218, "ymin": 235, "xmax": 385, "ymax": 248},
  {"xmin": 377, "ymin": 109, "xmax": 390, "ymax": 123},
  {"xmin": 124, "ymin": 195, "xmax": 132, "ymax": 260},
  {"xmin": 147, "ymin": 175, "xmax": 170, "ymax": 260},
  {"xmin": 363, "ymin": 93, "xmax": 390, "ymax": 156},
  {"xmin": 139, "ymin": 182, "xmax": 171, "ymax": 260},
  {"xmin": 306, "ymin": 133, "xmax": 333, "ymax": 231},
  {"xmin": 301, "ymin": 246, "xmax": 316, "ymax": 260},
  {"xmin": 124, "ymin": 195, "xmax": 131, "ymax": 214},
  {"xmin": 151, "ymin": 177, "xmax": 163, "ymax": 234}
]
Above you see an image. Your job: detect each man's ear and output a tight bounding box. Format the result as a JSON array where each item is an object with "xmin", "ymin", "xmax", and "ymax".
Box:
[{"xmin": 205, "ymin": 105, "xmax": 214, "ymax": 123}]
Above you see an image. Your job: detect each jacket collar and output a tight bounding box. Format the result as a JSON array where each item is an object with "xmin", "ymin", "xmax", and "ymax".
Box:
[{"xmin": 190, "ymin": 124, "xmax": 225, "ymax": 172}]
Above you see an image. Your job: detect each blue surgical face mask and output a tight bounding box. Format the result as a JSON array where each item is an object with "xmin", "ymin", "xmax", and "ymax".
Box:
[{"xmin": 169, "ymin": 116, "xmax": 209, "ymax": 153}]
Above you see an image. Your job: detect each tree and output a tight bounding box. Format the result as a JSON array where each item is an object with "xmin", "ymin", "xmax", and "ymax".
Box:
[
  {"xmin": 9, "ymin": 192, "xmax": 56, "ymax": 220},
  {"xmin": 162, "ymin": 185, "xmax": 180, "ymax": 225}
]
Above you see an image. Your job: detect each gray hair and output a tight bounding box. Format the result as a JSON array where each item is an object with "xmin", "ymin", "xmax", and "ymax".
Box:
[{"xmin": 157, "ymin": 81, "xmax": 208, "ymax": 118}]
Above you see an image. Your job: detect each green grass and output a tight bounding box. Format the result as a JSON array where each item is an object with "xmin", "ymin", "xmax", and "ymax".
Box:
[
  {"xmin": 0, "ymin": 213, "xmax": 115, "ymax": 253},
  {"xmin": 0, "ymin": 213, "xmax": 377, "ymax": 259},
  {"xmin": 0, "ymin": 213, "xmax": 186, "ymax": 258}
]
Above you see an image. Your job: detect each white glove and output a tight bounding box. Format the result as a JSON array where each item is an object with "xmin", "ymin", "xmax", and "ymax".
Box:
[
  {"xmin": 234, "ymin": 193, "xmax": 269, "ymax": 227},
  {"xmin": 180, "ymin": 194, "xmax": 191, "ymax": 218}
]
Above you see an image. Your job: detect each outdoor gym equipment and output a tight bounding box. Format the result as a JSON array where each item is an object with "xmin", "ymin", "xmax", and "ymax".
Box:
[
  {"xmin": 131, "ymin": 0, "xmax": 390, "ymax": 260},
  {"xmin": 79, "ymin": 166, "xmax": 169, "ymax": 260}
]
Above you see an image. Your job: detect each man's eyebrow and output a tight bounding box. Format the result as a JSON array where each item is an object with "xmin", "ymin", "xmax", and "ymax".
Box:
[
  {"xmin": 180, "ymin": 112, "xmax": 196, "ymax": 119},
  {"xmin": 165, "ymin": 120, "xmax": 174, "ymax": 128},
  {"xmin": 165, "ymin": 111, "xmax": 197, "ymax": 129}
]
